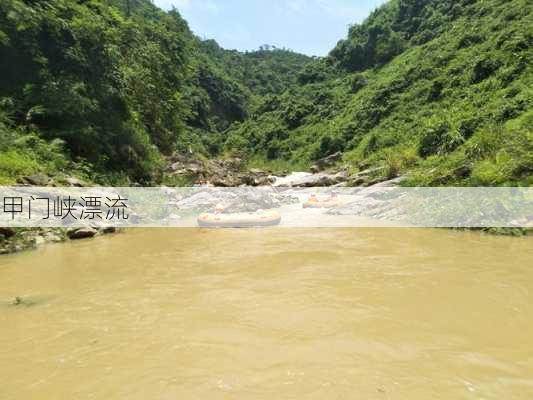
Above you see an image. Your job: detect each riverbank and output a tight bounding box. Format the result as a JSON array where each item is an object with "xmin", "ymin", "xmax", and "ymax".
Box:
[
  {"xmin": 162, "ymin": 152, "xmax": 399, "ymax": 188},
  {"xmin": 0, "ymin": 227, "xmax": 119, "ymax": 255},
  {"xmin": 1, "ymin": 153, "xmax": 531, "ymax": 256}
]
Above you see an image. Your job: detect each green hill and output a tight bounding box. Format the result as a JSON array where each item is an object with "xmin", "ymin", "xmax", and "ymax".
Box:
[
  {"xmin": 225, "ymin": 0, "xmax": 532, "ymax": 185},
  {"xmin": 0, "ymin": 0, "xmax": 531, "ymax": 185},
  {"xmin": 181, "ymin": 39, "xmax": 311, "ymax": 155},
  {"xmin": 0, "ymin": 0, "xmax": 309, "ymax": 183}
]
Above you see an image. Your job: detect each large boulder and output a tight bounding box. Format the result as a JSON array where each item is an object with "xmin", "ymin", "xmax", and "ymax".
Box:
[
  {"xmin": 17, "ymin": 174, "xmax": 50, "ymax": 186},
  {"xmin": 310, "ymin": 152, "xmax": 342, "ymax": 173},
  {"xmin": 166, "ymin": 156, "xmax": 251, "ymax": 187},
  {"xmin": 349, "ymin": 167, "xmax": 385, "ymax": 186},
  {"xmin": 67, "ymin": 227, "xmax": 98, "ymax": 240},
  {"xmin": 274, "ymin": 171, "xmax": 349, "ymax": 187},
  {"xmin": 210, "ymin": 174, "xmax": 242, "ymax": 187},
  {"xmin": 222, "ymin": 191, "xmax": 278, "ymax": 213},
  {"xmin": 205, "ymin": 158, "xmax": 243, "ymax": 186},
  {"xmin": 327, "ymin": 175, "xmax": 407, "ymax": 219},
  {"xmin": 64, "ymin": 176, "xmax": 86, "ymax": 187},
  {"xmin": 176, "ymin": 190, "xmax": 238, "ymax": 211},
  {"xmin": 241, "ymin": 169, "xmax": 275, "ymax": 186}
]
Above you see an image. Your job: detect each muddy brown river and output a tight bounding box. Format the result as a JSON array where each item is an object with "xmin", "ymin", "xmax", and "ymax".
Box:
[{"xmin": 1, "ymin": 228, "xmax": 532, "ymax": 399}]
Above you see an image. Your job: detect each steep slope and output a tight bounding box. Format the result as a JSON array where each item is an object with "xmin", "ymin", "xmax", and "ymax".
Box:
[
  {"xmin": 225, "ymin": 0, "xmax": 532, "ymax": 185},
  {"xmin": 199, "ymin": 40, "xmax": 312, "ymax": 97},
  {"xmin": 0, "ymin": 0, "xmax": 312, "ymax": 183},
  {"xmin": 182, "ymin": 39, "xmax": 311, "ymax": 155},
  {"xmin": 0, "ymin": 0, "xmax": 530, "ymax": 186},
  {"xmin": 0, "ymin": 0, "xmax": 193, "ymax": 182}
]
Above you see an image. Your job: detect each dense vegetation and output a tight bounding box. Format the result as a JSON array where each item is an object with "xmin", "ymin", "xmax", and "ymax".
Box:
[
  {"xmin": 0, "ymin": 0, "xmax": 531, "ymax": 186},
  {"xmin": 0, "ymin": 0, "xmax": 193, "ymax": 183},
  {"xmin": 0, "ymin": 0, "xmax": 310, "ymax": 183},
  {"xmin": 182, "ymin": 40, "xmax": 311, "ymax": 156},
  {"xmin": 225, "ymin": 0, "xmax": 532, "ymax": 185}
]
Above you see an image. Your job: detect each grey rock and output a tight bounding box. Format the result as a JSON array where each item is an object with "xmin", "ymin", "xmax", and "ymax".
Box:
[
  {"xmin": 44, "ymin": 232, "xmax": 63, "ymax": 243},
  {"xmin": 222, "ymin": 192, "xmax": 278, "ymax": 213},
  {"xmin": 326, "ymin": 176, "xmax": 407, "ymax": 218},
  {"xmin": 17, "ymin": 174, "xmax": 50, "ymax": 186},
  {"xmin": 354, "ymin": 166, "xmax": 385, "ymax": 177},
  {"xmin": 34, "ymin": 236, "xmax": 46, "ymax": 246},
  {"xmin": 176, "ymin": 190, "xmax": 237, "ymax": 211},
  {"xmin": 310, "ymin": 152, "xmax": 342, "ymax": 172},
  {"xmin": 241, "ymin": 169, "xmax": 275, "ymax": 186},
  {"xmin": 276, "ymin": 171, "xmax": 349, "ymax": 187},
  {"xmin": 67, "ymin": 227, "xmax": 98, "ymax": 240},
  {"xmin": 369, "ymin": 176, "xmax": 407, "ymax": 187},
  {"xmin": 65, "ymin": 177, "xmax": 86, "ymax": 187}
]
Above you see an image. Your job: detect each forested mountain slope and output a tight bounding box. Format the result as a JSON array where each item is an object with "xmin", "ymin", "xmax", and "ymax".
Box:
[
  {"xmin": 0, "ymin": 0, "xmax": 192, "ymax": 182},
  {"xmin": 183, "ymin": 39, "xmax": 311, "ymax": 155},
  {"xmin": 225, "ymin": 0, "xmax": 532, "ymax": 185},
  {"xmin": 0, "ymin": 0, "xmax": 310, "ymax": 183},
  {"xmin": 0, "ymin": 0, "xmax": 531, "ymax": 186}
]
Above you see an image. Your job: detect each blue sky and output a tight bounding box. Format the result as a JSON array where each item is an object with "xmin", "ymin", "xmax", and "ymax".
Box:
[{"xmin": 153, "ymin": 0, "xmax": 388, "ymax": 56}]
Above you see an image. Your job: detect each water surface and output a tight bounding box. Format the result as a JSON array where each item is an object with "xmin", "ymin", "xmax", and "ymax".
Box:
[{"xmin": 1, "ymin": 229, "xmax": 532, "ymax": 399}]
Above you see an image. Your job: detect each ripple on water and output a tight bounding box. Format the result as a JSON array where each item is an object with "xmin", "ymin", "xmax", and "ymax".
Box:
[{"xmin": 0, "ymin": 228, "xmax": 532, "ymax": 399}]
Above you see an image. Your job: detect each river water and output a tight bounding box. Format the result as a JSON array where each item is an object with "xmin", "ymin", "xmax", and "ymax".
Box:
[{"xmin": 1, "ymin": 228, "xmax": 532, "ymax": 399}]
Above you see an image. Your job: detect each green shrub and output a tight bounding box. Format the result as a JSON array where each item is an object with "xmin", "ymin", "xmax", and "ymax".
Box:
[
  {"xmin": 471, "ymin": 58, "xmax": 502, "ymax": 83},
  {"xmin": 383, "ymin": 151, "xmax": 403, "ymax": 179},
  {"xmin": 419, "ymin": 117, "xmax": 465, "ymax": 157},
  {"xmin": 469, "ymin": 154, "xmax": 514, "ymax": 185},
  {"xmin": 0, "ymin": 150, "xmax": 40, "ymax": 181}
]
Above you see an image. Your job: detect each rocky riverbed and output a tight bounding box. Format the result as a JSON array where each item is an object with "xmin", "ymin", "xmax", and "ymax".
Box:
[
  {"xmin": 1, "ymin": 153, "xmax": 405, "ymax": 254},
  {"xmin": 164, "ymin": 152, "xmax": 396, "ymax": 188}
]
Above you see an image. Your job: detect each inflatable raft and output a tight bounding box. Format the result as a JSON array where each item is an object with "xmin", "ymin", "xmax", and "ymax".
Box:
[
  {"xmin": 302, "ymin": 195, "xmax": 341, "ymax": 209},
  {"xmin": 197, "ymin": 210, "xmax": 281, "ymax": 228}
]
